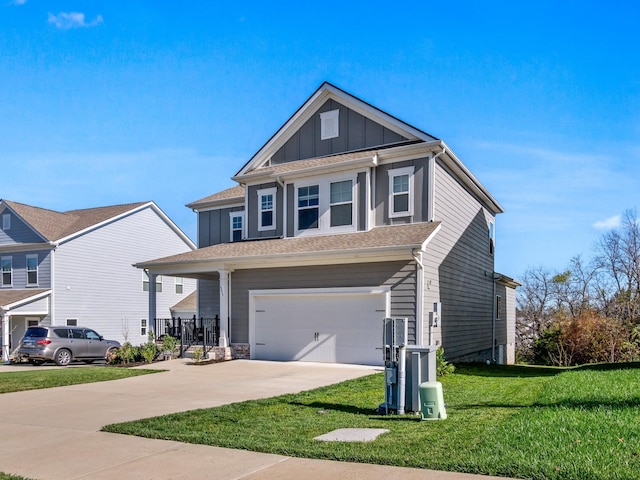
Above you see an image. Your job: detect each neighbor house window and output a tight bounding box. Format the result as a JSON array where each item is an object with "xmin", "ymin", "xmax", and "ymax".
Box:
[
  {"xmin": 1, "ymin": 257, "xmax": 12, "ymax": 287},
  {"xmin": 257, "ymin": 188, "xmax": 276, "ymax": 231},
  {"xmin": 66, "ymin": 319, "xmax": 78, "ymax": 326},
  {"xmin": 330, "ymin": 180, "xmax": 353, "ymax": 227},
  {"xmin": 26, "ymin": 254, "xmax": 38, "ymax": 285},
  {"xmin": 297, "ymin": 185, "xmax": 319, "ymax": 230},
  {"xmin": 229, "ymin": 212, "xmax": 245, "ymax": 241},
  {"xmin": 320, "ymin": 109, "xmax": 339, "ymax": 140},
  {"xmin": 2, "ymin": 214, "xmax": 9, "ymax": 230},
  {"xmin": 388, "ymin": 166, "xmax": 414, "ymax": 218},
  {"xmin": 175, "ymin": 277, "xmax": 183, "ymax": 294},
  {"xmin": 142, "ymin": 271, "xmax": 163, "ymax": 292},
  {"xmin": 489, "ymin": 220, "xmax": 495, "ymax": 254},
  {"xmin": 140, "ymin": 319, "xmax": 147, "ymax": 337},
  {"xmin": 496, "ymin": 295, "xmax": 502, "ymax": 320}
]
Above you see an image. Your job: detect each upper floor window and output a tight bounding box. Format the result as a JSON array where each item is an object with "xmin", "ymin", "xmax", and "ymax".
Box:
[
  {"xmin": 175, "ymin": 277, "xmax": 184, "ymax": 294},
  {"xmin": 330, "ymin": 180, "xmax": 353, "ymax": 227},
  {"xmin": 388, "ymin": 166, "xmax": 415, "ymax": 218},
  {"xmin": 489, "ymin": 221, "xmax": 495, "ymax": 254},
  {"xmin": 496, "ymin": 295, "xmax": 502, "ymax": 320},
  {"xmin": 142, "ymin": 271, "xmax": 162, "ymax": 292},
  {"xmin": 1, "ymin": 256, "xmax": 12, "ymax": 287},
  {"xmin": 26, "ymin": 254, "xmax": 38, "ymax": 285},
  {"xmin": 2, "ymin": 213, "xmax": 10, "ymax": 230},
  {"xmin": 298, "ymin": 185, "xmax": 319, "ymax": 230},
  {"xmin": 257, "ymin": 188, "xmax": 276, "ymax": 231},
  {"xmin": 229, "ymin": 211, "xmax": 245, "ymax": 241},
  {"xmin": 320, "ymin": 109, "xmax": 339, "ymax": 140}
]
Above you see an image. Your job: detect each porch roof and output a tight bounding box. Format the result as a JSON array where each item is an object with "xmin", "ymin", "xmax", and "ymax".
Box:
[
  {"xmin": 135, "ymin": 222, "xmax": 441, "ymax": 274},
  {"xmin": 0, "ymin": 289, "xmax": 50, "ymax": 311}
]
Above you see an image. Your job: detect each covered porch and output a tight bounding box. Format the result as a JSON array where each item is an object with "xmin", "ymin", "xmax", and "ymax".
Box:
[{"xmin": 1, "ymin": 289, "xmax": 50, "ymax": 362}]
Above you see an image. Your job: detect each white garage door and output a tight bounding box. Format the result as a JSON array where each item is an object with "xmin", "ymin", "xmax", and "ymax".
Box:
[{"xmin": 251, "ymin": 289, "xmax": 387, "ymax": 366}]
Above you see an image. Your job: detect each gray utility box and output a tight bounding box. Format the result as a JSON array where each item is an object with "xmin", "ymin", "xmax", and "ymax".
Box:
[{"xmin": 405, "ymin": 346, "xmax": 437, "ymax": 413}]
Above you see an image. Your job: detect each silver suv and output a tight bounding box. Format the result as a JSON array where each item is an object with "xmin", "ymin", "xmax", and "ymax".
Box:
[{"xmin": 16, "ymin": 326, "xmax": 120, "ymax": 366}]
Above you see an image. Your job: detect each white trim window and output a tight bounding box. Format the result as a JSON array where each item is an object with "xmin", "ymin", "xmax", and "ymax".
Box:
[
  {"xmin": 297, "ymin": 184, "xmax": 320, "ymax": 231},
  {"xmin": 388, "ymin": 166, "xmax": 415, "ymax": 218},
  {"xmin": 295, "ymin": 174, "xmax": 356, "ymax": 235},
  {"xmin": 142, "ymin": 271, "xmax": 163, "ymax": 292},
  {"xmin": 489, "ymin": 220, "xmax": 496, "ymax": 254},
  {"xmin": 140, "ymin": 319, "xmax": 147, "ymax": 337},
  {"xmin": 26, "ymin": 254, "xmax": 38, "ymax": 286},
  {"xmin": 1, "ymin": 256, "xmax": 12, "ymax": 287},
  {"xmin": 330, "ymin": 180, "xmax": 353, "ymax": 227},
  {"xmin": 2, "ymin": 213, "xmax": 10, "ymax": 230},
  {"xmin": 229, "ymin": 211, "xmax": 246, "ymax": 241},
  {"xmin": 320, "ymin": 109, "xmax": 339, "ymax": 140},
  {"xmin": 257, "ymin": 188, "xmax": 276, "ymax": 231},
  {"xmin": 175, "ymin": 277, "xmax": 184, "ymax": 294}
]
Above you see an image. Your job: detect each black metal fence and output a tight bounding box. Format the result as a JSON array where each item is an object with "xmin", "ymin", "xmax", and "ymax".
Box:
[{"xmin": 154, "ymin": 316, "xmax": 220, "ymax": 357}]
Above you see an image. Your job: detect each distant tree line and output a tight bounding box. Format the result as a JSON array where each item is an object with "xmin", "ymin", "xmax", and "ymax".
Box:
[{"xmin": 517, "ymin": 209, "xmax": 640, "ymax": 366}]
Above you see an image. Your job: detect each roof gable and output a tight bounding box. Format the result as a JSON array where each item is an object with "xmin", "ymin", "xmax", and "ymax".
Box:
[{"xmin": 235, "ymin": 82, "xmax": 438, "ymax": 178}]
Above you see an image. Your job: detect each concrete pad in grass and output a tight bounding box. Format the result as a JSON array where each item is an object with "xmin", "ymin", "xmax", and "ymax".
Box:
[{"xmin": 314, "ymin": 428, "xmax": 389, "ymax": 442}]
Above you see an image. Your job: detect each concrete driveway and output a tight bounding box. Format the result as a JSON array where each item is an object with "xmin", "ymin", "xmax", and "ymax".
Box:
[{"xmin": 0, "ymin": 359, "xmax": 508, "ymax": 480}]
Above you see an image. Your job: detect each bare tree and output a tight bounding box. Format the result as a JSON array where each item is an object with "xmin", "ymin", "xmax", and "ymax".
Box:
[{"xmin": 516, "ymin": 267, "xmax": 555, "ymax": 354}]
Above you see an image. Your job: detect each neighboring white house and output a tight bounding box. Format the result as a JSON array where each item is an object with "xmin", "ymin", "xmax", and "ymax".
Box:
[
  {"xmin": 0, "ymin": 200, "xmax": 197, "ymax": 361},
  {"xmin": 137, "ymin": 82, "xmax": 519, "ymax": 366}
]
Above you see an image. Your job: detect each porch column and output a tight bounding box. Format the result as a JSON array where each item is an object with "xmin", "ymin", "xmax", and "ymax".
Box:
[
  {"xmin": 2, "ymin": 312, "xmax": 9, "ymax": 363},
  {"xmin": 148, "ymin": 271, "xmax": 157, "ymax": 337},
  {"xmin": 218, "ymin": 268, "xmax": 230, "ymax": 347}
]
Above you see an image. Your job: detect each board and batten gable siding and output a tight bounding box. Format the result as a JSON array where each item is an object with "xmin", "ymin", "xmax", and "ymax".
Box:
[
  {"xmin": 426, "ymin": 159, "xmax": 496, "ymax": 361},
  {"xmin": 228, "ymin": 260, "xmax": 417, "ymax": 345},
  {"xmin": 374, "ymin": 158, "xmax": 429, "ymax": 226},
  {"xmin": 0, "ymin": 249, "xmax": 51, "ymax": 289},
  {"xmin": 198, "ymin": 206, "xmax": 245, "ymax": 247},
  {"xmin": 0, "ymin": 210, "xmax": 45, "ymax": 245},
  {"xmin": 271, "ymin": 99, "xmax": 408, "ymax": 165},
  {"xmin": 53, "ymin": 206, "xmax": 196, "ymax": 345},
  {"xmin": 246, "ymin": 183, "xmax": 283, "ymax": 239}
]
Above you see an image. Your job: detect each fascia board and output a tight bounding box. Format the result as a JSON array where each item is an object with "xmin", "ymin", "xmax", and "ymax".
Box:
[
  {"xmin": 4, "ymin": 290, "xmax": 51, "ymax": 311},
  {"xmin": 0, "ymin": 243, "xmax": 55, "ymax": 253},
  {"xmin": 420, "ymin": 222, "xmax": 442, "ymax": 251},
  {"xmin": 188, "ymin": 201, "xmax": 245, "ymax": 213}
]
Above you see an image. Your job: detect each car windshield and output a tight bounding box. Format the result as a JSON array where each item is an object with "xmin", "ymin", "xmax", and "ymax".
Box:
[{"xmin": 23, "ymin": 327, "xmax": 48, "ymax": 338}]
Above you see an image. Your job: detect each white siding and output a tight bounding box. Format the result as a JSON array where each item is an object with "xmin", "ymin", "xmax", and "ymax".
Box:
[{"xmin": 53, "ymin": 206, "xmax": 196, "ymax": 345}]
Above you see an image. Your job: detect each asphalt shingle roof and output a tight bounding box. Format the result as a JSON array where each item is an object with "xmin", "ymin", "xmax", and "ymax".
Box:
[{"xmin": 0, "ymin": 289, "xmax": 50, "ymax": 309}]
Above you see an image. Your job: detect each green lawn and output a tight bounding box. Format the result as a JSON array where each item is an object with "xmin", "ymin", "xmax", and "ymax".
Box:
[
  {"xmin": 0, "ymin": 367, "xmax": 160, "ymax": 394},
  {"xmin": 103, "ymin": 363, "xmax": 640, "ymax": 480}
]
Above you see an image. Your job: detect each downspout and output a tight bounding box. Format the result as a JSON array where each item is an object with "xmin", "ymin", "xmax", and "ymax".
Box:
[
  {"xmin": 412, "ymin": 249, "xmax": 425, "ymax": 345},
  {"xmin": 491, "ymin": 272, "xmax": 500, "ymax": 363},
  {"xmin": 276, "ymin": 176, "xmax": 286, "ymax": 237}
]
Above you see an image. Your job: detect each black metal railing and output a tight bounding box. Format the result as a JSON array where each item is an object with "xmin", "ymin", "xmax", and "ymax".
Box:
[{"xmin": 154, "ymin": 316, "xmax": 220, "ymax": 357}]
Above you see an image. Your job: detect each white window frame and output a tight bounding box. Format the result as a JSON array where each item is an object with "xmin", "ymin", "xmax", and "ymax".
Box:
[
  {"xmin": 1, "ymin": 256, "xmax": 12, "ymax": 287},
  {"xmin": 329, "ymin": 179, "xmax": 353, "ymax": 228},
  {"xmin": 140, "ymin": 318, "xmax": 147, "ymax": 337},
  {"xmin": 142, "ymin": 271, "xmax": 162, "ymax": 292},
  {"xmin": 26, "ymin": 254, "xmax": 38, "ymax": 286},
  {"xmin": 2, "ymin": 213, "xmax": 10, "ymax": 230},
  {"xmin": 294, "ymin": 173, "xmax": 357, "ymax": 236},
  {"xmin": 388, "ymin": 166, "xmax": 415, "ymax": 218},
  {"xmin": 320, "ymin": 109, "xmax": 339, "ymax": 140},
  {"xmin": 229, "ymin": 211, "xmax": 246, "ymax": 242},
  {"xmin": 175, "ymin": 277, "xmax": 184, "ymax": 294},
  {"xmin": 257, "ymin": 188, "xmax": 276, "ymax": 231}
]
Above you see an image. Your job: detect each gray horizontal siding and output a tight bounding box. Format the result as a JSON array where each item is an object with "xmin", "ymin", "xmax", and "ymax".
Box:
[
  {"xmin": 0, "ymin": 210, "xmax": 44, "ymax": 245},
  {"xmin": 271, "ymin": 100, "xmax": 408, "ymax": 164},
  {"xmin": 0, "ymin": 249, "xmax": 51, "ymax": 289},
  {"xmin": 228, "ymin": 261, "xmax": 416, "ymax": 345},
  {"xmin": 425, "ymin": 160, "xmax": 496, "ymax": 360}
]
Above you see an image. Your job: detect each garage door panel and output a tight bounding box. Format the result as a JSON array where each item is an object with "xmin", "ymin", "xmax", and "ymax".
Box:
[{"xmin": 253, "ymin": 291, "xmax": 386, "ymax": 366}]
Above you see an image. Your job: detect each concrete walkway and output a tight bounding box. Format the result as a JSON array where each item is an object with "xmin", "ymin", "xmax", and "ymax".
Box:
[{"xmin": 0, "ymin": 359, "xmax": 509, "ymax": 480}]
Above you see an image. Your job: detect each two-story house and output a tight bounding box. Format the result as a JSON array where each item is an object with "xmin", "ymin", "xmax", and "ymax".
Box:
[
  {"xmin": 0, "ymin": 200, "xmax": 197, "ymax": 362},
  {"xmin": 137, "ymin": 83, "xmax": 518, "ymax": 366}
]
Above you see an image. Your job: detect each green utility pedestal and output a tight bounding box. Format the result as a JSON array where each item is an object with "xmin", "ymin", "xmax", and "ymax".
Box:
[{"xmin": 419, "ymin": 381, "xmax": 447, "ymax": 420}]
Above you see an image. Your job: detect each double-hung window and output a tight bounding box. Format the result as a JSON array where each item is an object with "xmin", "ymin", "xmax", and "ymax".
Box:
[
  {"xmin": 297, "ymin": 185, "xmax": 319, "ymax": 230},
  {"xmin": 2, "ymin": 213, "xmax": 10, "ymax": 230},
  {"xmin": 175, "ymin": 277, "xmax": 184, "ymax": 294},
  {"xmin": 1, "ymin": 256, "xmax": 12, "ymax": 287},
  {"xmin": 257, "ymin": 188, "xmax": 276, "ymax": 231},
  {"xmin": 142, "ymin": 271, "xmax": 162, "ymax": 292},
  {"xmin": 140, "ymin": 319, "xmax": 147, "ymax": 337},
  {"xmin": 26, "ymin": 254, "xmax": 38, "ymax": 285},
  {"xmin": 388, "ymin": 166, "xmax": 414, "ymax": 218},
  {"xmin": 330, "ymin": 180, "xmax": 353, "ymax": 227},
  {"xmin": 229, "ymin": 212, "xmax": 245, "ymax": 242}
]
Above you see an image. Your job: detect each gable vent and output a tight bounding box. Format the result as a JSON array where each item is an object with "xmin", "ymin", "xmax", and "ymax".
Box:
[{"xmin": 320, "ymin": 109, "xmax": 339, "ymax": 140}]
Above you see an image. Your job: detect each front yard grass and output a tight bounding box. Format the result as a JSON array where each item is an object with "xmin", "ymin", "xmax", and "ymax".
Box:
[
  {"xmin": 0, "ymin": 367, "xmax": 160, "ymax": 394},
  {"xmin": 103, "ymin": 363, "xmax": 640, "ymax": 480}
]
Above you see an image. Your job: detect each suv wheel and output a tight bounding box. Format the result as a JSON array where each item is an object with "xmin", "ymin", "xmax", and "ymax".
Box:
[{"xmin": 55, "ymin": 349, "xmax": 72, "ymax": 366}]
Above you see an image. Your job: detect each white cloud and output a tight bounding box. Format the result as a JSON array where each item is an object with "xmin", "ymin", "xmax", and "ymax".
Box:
[
  {"xmin": 593, "ymin": 215, "xmax": 621, "ymax": 230},
  {"xmin": 11, "ymin": 0, "xmax": 28, "ymax": 5},
  {"xmin": 48, "ymin": 12, "xmax": 103, "ymax": 30}
]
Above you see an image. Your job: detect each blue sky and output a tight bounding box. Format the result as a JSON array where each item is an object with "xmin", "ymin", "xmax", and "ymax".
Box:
[{"xmin": 1, "ymin": 1, "xmax": 639, "ymax": 278}]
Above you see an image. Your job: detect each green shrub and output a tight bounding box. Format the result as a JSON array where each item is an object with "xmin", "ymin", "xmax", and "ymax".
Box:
[
  {"xmin": 192, "ymin": 347, "xmax": 204, "ymax": 363},
  {"xmin": 117, "ymin": 342, "xmax": 136, "ymax": 365},
  {"xmin": 161, "ymin": 334, "xmax": 179, "ymax": 359},
  {"xmin": 140, "ymin": 342, "xmax": 158, "ymax": 364},
  {"xmin": 436, "ymin": 346, "xmax": 455, "ymax": 376}
]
